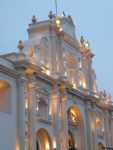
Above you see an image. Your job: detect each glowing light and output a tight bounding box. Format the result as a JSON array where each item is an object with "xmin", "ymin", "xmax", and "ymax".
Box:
[
  {"xmin": 16, "ymin": 140, "xmax": 20, "ymax": 150},
  {"xmin": 94, "ymin": 94, "xmax": 99, "ymax": 99},
  {"xmin": 16, "ymin": 144, "xmax": 20, "ymax": 150},
  {"xmin": 36, "ymin": 105, "xmax": 39, "ymax": 111},
  {"xmin": 0, "ymin": 81, "xmax": 9, "ymax": 90},
  {"xmin": 53, "ymin": 140, "xmax": 57, "ymax": 149},
  {"xmin": 79, "ymin": 80, "xmax": 82, "ymax": 86},
  {"xmin": 83, "ymin": 81, "xmax": 86, "ymax": 88},
  {"xmin": 64, "ymin": 71, "xmax": 68, "ymax": 77},
  {"xmin": 56, "ymin": 18, "xmax": 61, "ymax": 27},
  {"xmin": 96, "ymin": 117, "xmax": 101, "ymax": 125},
  {"xmin": 70, "ymin": 109, "xmax": 75, "ymax": 115},
  {"xmin": 41, "ymin": 64, "xmax": 51, "ymax": 76},
  {"xmin": 25, "ymin": 100, "xmax": 28, "ymax": 110},
  {"xmin": 96, "ymin": 117, "xmax": 102, "ymax": 128},
  {"xmin": 79, "ymin": 78, "xmax": 86, "ymax": 89},
  {"xmin": 59, "ymin": 27, "xmax": 63, "ymax": 32},
  {"xmin": 69, "ymin": 109, "xmax": 79, "ymax": 123},
  {"xmin": 71, "ymin": 80, "xmax": 76, "ymax": 89},
  {"xmin": 73, "ymin": 83, "xmax": 76, "ymax": 89},
  {"xmin": 25, "ymin": 68, "xmax": 34, "ymax": 77},
  {"xmin": 45, "ymin": 69, "xmax": 51, "ymax": 75},
  {"xmin": 49, "ymin": 107, "xmax": 52, "ymax": 115},
  {"xmin": 55, "ymin": 17, "xmax": 63, "ymax": 33},
  {"xmin": 46, "ymin": 142, "xmax": 50, "ymax": 150}
]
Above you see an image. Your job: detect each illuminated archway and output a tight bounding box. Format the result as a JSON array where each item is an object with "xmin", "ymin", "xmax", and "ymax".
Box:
[
  {"xmin": 36, "ymin": 128, "xmax": 51, "ymax": 150},
  {"xmin": 0, "ymin": 80, "xmax": 11, "ymax": 112},
  {"xmin": 67, "ymin": 106, "xmax": 85, "ymax": 150}
]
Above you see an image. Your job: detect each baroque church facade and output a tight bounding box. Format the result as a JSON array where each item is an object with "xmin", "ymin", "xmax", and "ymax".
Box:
[{"xmin": 0, "ymin": 12, "xmax": 113, "ymax": 150}]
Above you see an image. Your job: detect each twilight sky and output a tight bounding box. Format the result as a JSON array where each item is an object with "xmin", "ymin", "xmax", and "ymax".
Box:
[{"xmin": 0, "ymin": 0, "xmax": 113, "ymax": 97}]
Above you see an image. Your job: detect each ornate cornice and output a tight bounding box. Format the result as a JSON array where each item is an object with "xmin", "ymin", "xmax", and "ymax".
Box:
[
  {"xmin": 6, "ymin": 60, "xmax": 113, "ymax": 112},
  {"xmin": 0, "ymin": 64, "xmax": 19, "ymax": 79},
  {"xmin": 66, "ymin": 87, "xmax": 113, "ymax": 111},
  {"xmin": 14, "ymin": 60, "xmax": 55, "ymax": 85}
]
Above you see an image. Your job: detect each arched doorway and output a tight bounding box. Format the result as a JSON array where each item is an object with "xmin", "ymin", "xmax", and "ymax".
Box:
[
  {"xmin": 36, "ymin": 128, "xmax": 51, "ymax": 150},
  {"xmin": 98, "ymin": 143, "xmax": 105, "ymax": 150},
  {"xmin": 67, "ymin": 106, "xmax": 84, "ymax": 150}
]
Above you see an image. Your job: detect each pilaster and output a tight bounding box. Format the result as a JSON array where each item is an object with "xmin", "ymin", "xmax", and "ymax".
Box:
[
  {"xmin": 59, "ymin": 82, "xmax": 68, "ymax": 150},
  {"xmin": 16, "ymin": 76, "xmax": 26, "ymax": 150}
]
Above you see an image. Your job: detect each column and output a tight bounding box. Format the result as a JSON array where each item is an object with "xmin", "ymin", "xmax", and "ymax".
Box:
[
  {"xmin": 85, "ymin": 102, "xmax": 96, "ymax": 150},
  {"xmin": 51, "ymin": 83, "xmax": 61, "ymax": 150},
  {"xmin": 31, "ymin": 76, "xmax": 37, "ymax": 150},
  {"xmin": 16, "ymin": 76, "xmax": 26, "ymax": 150},
  {"xmin": 104, "ymin": 111, "xmax": 110, "ymax": 147},
  {"xmin": 24, "ymin": 68, "xmax": 34, "ymax": 150},
  {"xmin": 110, "ymin": 112, "xmax": 113, "ymax": 147},
  {"xmin": 59, "ymin": 82, "xmax": 68, "ymax": 150}
]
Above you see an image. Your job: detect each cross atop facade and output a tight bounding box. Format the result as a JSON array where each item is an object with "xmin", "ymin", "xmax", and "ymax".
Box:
[{"xmin": 54, "ymin": 0, "xmax": 58, "ymax": 16}]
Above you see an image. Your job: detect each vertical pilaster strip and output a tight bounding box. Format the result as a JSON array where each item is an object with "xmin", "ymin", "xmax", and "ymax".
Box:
[
  {"xmin": 51, "ymin": 83, "xmax": 60, "ymax": 150},
  {"xmin": 104, "ymin": 111, "xmax": 110, "ymax": 147},
  {"xmin": 59, "ymin": 82, "xmax": 68, "ymax": 150},
  {"xmin": 85, "ymin": 103, "xmax": 92, "ymax": 150},
  {"xmin": 17, "ymin": 76, "xmax": 26, "ymax": 150},
  {"xmin": 85, "ymin": 102, "xmax": 97, "ymax": 150},
  {"xmin": 110, "ymin": 113, "xmax": 113, "ymax": 147},
  {"xmin": 24, "ymin": 68, "xmax": 34, "ymax": 150}
]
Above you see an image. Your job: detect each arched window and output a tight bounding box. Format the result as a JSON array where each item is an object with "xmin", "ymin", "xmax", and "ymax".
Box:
[
  {"xmin": 96, "ymin": 116, "xmax": 104, "ymax": 138},
  {"xmin": 0, "ymin": 80, "xmax": 11, "ymax": 112},
  {"xmin": 36, "ymin": 97, "xmax": 48, "ymax": 120},
  {"xmin": 63, "ymin": 51, "xmax": 77, "ymax": 85},
  {"xmin": 67, "ymin": 106, "xmax": 85, "ymax": 150},
  {"xmin": 68, "ymin": 107, "xmax": 80, "ymax": 126},
  {"xmin": 40, "ymin": 37, "xmax": 49, "ymax": 66},
  {"xmin": 36, "ymin": 128, "xmax": 52, "ymax": 150},
  {"xmin": 79, "ymin": 71, "xmax": 87, "ymax": 89}
]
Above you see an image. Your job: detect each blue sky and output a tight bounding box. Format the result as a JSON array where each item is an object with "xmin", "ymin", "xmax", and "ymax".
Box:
[{"xmin": 0, "ymin": 0, "xmax": 113, "ymax": 97}]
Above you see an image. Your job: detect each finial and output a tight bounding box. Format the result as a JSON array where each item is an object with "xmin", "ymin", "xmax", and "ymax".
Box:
[
  {"xmin": 84, "ymin": 40, "xmax": 90, "ymax": 50},
  {"xmin": 68, "ymin": 15, "xmax": 74, "ymax": 24},
  {"xmin": 62, "ymin": 11, "xmax": 66, "ymax": 17},
  {"xmin": 32, "ymin": 15, "xmax": 37, "ymax": 24},
  {"xmin": 103, "ymin": 90, "xmax": 107, "ymax": 98},
  {"xmin": 80, "ymin": 36, "xmax": 85, "ymax": 45},
  {"xmin": 80, "ymin": 36, "xmax": 90, "ymax": 50},
  {"xmin": 48, "ymin": 11, "xmax": 55, "ymax": 19},
  {"xmin": 17, "ymin": 40, "xmax": 24, "ymax": 52}
]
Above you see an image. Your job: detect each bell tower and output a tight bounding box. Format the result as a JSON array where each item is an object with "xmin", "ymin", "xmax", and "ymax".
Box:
[
  {"xmin": 17, "ymin": 11, "xmax": 97, "ymax": 92},
  {"xmin": 22, "ymin": 12, "xmax": 79, "ymax": 78}
]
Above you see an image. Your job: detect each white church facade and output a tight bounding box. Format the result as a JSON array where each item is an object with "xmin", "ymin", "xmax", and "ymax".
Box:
[{"xmin": 0, "ymin": 12, "xmax": 113, "ymax": 150}]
